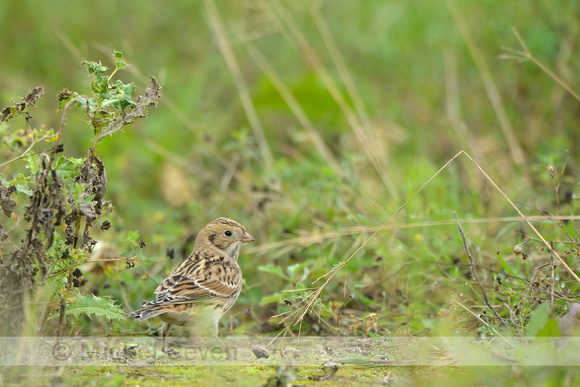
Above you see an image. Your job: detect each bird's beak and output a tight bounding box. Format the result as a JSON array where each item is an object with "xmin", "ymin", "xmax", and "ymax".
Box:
[{"xmin": 242, "ymin": 232, "xmax": 255, "ymax": 243}]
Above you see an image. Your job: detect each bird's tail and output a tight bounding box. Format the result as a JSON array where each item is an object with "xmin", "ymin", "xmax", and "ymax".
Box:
[{"xmin": 125, "ymin": 304, "xmax": 166, "ymax": 321}]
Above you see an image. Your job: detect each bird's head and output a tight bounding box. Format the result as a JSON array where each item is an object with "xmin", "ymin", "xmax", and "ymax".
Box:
[{"xmin": 196, "ymin": 217, "xmax": 255, "ymax": 260}]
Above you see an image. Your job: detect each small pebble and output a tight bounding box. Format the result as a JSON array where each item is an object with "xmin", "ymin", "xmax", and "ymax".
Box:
[
  {"xmin": 252, "ymin": 344, "xmax": 270, "ymax": 359},
  {"xmin": 322, "ymin": 361, "xmax": 339, "ymax": 377}
]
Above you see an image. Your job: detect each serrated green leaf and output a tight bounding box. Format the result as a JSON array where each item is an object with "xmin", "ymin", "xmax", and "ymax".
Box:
[
  {"xmin": 114, "ymin": 51, "xmax": 128, "ymax": 70},
  {"xmin": 57, "ymin": 99, "xmax": 68, "ymax": 110},
  {"xmin": 48, "ymin": 294, "xmax": 125, "ymax": 321},
  {"xmin": 102, "ymin": 81, "xmax": 136, "ymax": 111},
  {"xmin": 94, "ymin": 78, "xmax": 109, "ymax": 96},
  {"xmin": 54, "ymin": 157, "xmax": 80, "ymax": 179},
  {"xmin": 9, "ymin": 173, "xmax": 33, "ymax": 195},
  {"xmin": 24, "ymin": 153, "xmax": 39, "ymax": 174},
  {"xmin": 117, "ymin": 81, "xmax": 135, "ymax": 96},
  {"xmin": 82, "ymin": 61, "xmax": 108, "ymax": 75}
]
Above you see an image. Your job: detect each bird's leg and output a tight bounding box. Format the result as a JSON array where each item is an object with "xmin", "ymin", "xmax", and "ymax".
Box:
[
  {"xmin": 214, "ymin": 335, "xmax": 232, "ymax": 360},
  {"xmin": 162, "ymin": 323, "xmax": 172, "ymax": 353},
  {"xmin": 212, "ymin": 324, "xmax": 232, "ymax": 360}
]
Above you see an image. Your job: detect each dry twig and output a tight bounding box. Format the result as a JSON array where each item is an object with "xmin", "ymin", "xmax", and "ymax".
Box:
[{"xmin": 501, "ymin": 28, "xmax": 580, "ymax": 102}]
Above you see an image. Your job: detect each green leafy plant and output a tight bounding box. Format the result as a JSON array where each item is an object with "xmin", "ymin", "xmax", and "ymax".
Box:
[{"xmin": 0, "ymin": 51, "xmax": 159, "ymax": 336}]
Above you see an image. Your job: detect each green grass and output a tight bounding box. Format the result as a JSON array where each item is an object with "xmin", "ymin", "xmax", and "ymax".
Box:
[
  {"xmin": 1, "ymin": 0, "xmax": 580, "ymax": 385},
  {"xmin": 3, "ymin": 364, "xmax": 580, "ymax": 386}
]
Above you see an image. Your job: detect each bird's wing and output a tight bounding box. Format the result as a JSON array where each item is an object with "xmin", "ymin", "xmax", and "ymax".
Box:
[{"xmin": 151, "ymin": 253, "xmax": 240, "ymax": 305}]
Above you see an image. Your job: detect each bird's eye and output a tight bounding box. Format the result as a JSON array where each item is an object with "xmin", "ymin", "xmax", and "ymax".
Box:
[{"xmin": 224, "ymin": 230, "xmax": 232, "ymax": 236}]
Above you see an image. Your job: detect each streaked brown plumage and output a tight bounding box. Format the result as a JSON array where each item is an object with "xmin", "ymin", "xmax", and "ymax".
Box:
[{"xmin": 126, "ymin": 217, "xmax": 254, "ymax": 355}]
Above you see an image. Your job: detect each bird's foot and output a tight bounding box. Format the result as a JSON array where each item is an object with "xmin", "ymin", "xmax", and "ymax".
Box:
[{"xmin": 211, "ymin": 346, "xmax": 233, "ymax": 361}]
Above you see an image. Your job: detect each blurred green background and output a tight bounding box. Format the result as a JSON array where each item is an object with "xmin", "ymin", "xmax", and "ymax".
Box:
[
  {"xmin": 3, "ymin": 0, "xmax": 580, "ymax": 384},
  {"xmin": 1, "ymin": 0, "xmax": 579, "ymax": 340}
]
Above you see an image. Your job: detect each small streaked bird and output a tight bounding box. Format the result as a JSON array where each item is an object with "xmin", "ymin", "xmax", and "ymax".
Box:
[{"xmin": 126, "ymin": 217, "xmax": 255, "ymax": 357}]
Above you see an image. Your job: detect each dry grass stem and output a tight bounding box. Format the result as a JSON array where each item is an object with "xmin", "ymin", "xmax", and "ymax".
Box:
[
  {"xmin": 446, "ymin": 0, "xmax": 525, "ymax": 165},
  {"xmin": 502, "ymin": 28, "xmax": 580, "ymax": 103},
  {"xmin": 460, "ymin": 151, "xmax": 580, "ymax": 284},
  {"xmin": 204, "ymin": 0, "xmax": 277, "ymax": 182},
  {"xmin": 264, "ymin": 0, "xmax": 399, "ymax": 198},
  {"xmin": 550, "ymin": 241, "xmax": 556, "ymax": 317},
  {"xmin": 249, "ymin": 215, "xmax": 580, "ymax": 256},
  {"xmin": 271, "ymin": 150, "xmax": 580, "ymax": 344},
  {"xmin": 243, "ymin": 42, "xmax": 343, "ymax": 176}
]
